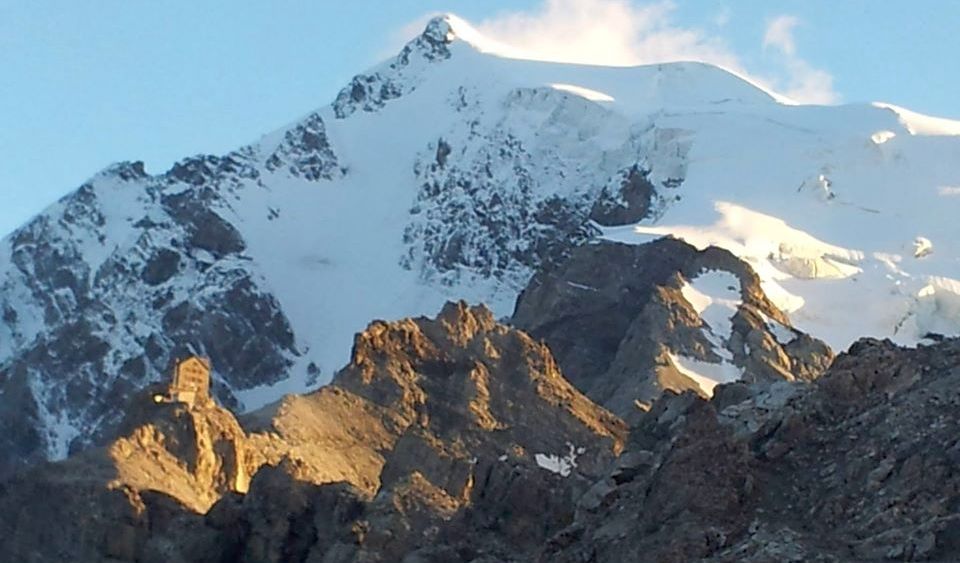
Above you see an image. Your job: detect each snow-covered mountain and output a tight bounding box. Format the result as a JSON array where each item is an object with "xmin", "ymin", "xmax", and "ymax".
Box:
[{"xmin": 2, "ymin": 14, "xmax": 959, "ymax": 472}]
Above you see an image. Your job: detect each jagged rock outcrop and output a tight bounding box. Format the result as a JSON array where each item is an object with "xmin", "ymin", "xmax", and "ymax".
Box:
[
  {"xmin": 108, "ymin": 385, "xmax": 251, "ymax": 512},
  {"xmin": 264, "ymin": 112, "xmax": 344, "ymax": 181},
  {"xmin": 542, "ymin": 336, "xmax": 960, "ymax": 562},
  {"xmin": 0, "ymin": 384, "xmax": 250, "ymax": 562},
  {"xmin": 3, "ymin": 9, "xmax": 960, "ymax": 496},
  {"xmin": 512, "ymin": 238, "xmax": 833, "ymax": 417},
  {"xmin": 231, "ymin": 301, "xmax": 626, "ymax": 561},
  {"xmin": 0, "ymin": 302, "xmax": 625, "ymax": 562}
]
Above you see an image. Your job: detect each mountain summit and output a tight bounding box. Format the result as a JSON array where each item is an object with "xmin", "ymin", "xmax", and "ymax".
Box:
[
  {"xmin": 0, "ymin": 15, "xmax": 959, "ymax": 475},
  {"xmin": 418, "ymin": 14, "xmax": 782, "ymax": 105}
]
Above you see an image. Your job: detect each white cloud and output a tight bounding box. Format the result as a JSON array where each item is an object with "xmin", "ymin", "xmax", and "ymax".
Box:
[
  {"xmin": 763, "ymin": 15, "xmax": 799, "ymax": 56},
  {"xmin": 780, "ymin": 59, "xmax": 837, "ymax": 104},
  {"xmin": 762, "ymin": 14, "xmax": 838, "ymax": 104},
  {"xmin": 472, "ymin": 0, "xmax": 741, "ymax": 70},
  {"xmin": 391, "ymin": 0, "xmax": 839, "ymax": 105}
]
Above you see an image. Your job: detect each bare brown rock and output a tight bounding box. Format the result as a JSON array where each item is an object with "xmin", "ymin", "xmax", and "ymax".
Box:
[
  {"xmin": 542, "ymin": 336, "xmax": 960, "ymax": 562},
  {"xmin": 4, "ymin": 304, "xmax": 956, "ymax": 562},
  {"xmin": 512, "ymin": 238, "xmax": 833, "ymax": 416},
  {"xmin": 0, "ymin": 382, "xmax": 246, "ymax": 561},
  {"xmin": 0, "ymin": 302, "xmax": 626, "ymax": 562}
]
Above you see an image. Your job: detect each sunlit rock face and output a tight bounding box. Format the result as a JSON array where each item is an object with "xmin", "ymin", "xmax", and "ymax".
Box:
[{"xmin": 0, "ymin": 303, "xmax": 627, "ymax": 562}]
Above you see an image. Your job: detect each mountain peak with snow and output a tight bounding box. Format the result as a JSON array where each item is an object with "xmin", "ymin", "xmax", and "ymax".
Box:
[
  {"xmin": 415, "ymin": 13, "xmax": 785, "ymax": 108},
  {"xmin": 417, "ymin": 13, "xmax": 540, "ymax": 60},
  {"xmin": 424, "ymin": 13, "xmax": 491, "ymax": 48},
  {"xmin": 2, "ymin": 14, "xmax": 960, "ymax": 476}
]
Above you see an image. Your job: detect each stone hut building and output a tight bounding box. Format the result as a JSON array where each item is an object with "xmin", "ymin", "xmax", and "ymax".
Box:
[{"xmin": 156, "ymin": 355, "xmax": 211, "ymax": 407}]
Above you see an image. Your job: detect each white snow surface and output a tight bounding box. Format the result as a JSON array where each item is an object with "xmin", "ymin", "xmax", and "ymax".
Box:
[
  {"xmin": 675, "ymin": 270, "xmax": 744, "ymax": 396},
  {"xmin": 873, "ymin": 102, "xmax": 960, "ymax": 136},
  {"xmin": 680, "ymin": 270, "xmax": 742, "ymax": 345},
  {"xmin": 549, "ymin": 83, "xmax": 615, "ymax": 102},
  {"xmin": 4, "ymin": 14, "xmax": 960, "ymax": 451},
  {"xmin": 669, "ymin": 352, "xmax": 743, "ymax": 397},
  {"xmin": 534, "ymin": 443, "xmax": 585, "ymax": 477}
]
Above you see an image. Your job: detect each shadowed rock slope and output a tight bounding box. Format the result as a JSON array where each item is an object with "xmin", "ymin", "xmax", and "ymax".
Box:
[
  {"xmin": 544, "ymin": 336, "xmax": 960, "ymax": 562},
  {"xmin": 512, "ymin": 237, "xmax": 833, "ymax": 418}
]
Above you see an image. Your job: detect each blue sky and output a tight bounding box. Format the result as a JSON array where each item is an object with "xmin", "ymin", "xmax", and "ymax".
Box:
[{"xmin": 1, "ymin": 0, "xmax": 958, "ymax": 236}]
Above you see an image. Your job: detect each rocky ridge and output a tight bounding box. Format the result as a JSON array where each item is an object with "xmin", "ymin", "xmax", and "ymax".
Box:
[
  {"xmin": 513, "ymin": 238, "xmax": 833, "ymax": 417},
  {"xmin": 2, "ymin": 304, "xmax": 958, "ymax": 561},
  {"xmin": 0, "ymin": 302, "xmax": 625, "ymax": 562},
  {"xmin": 545, "ymin": 336, "xmax": 960, "ymax": 562}
]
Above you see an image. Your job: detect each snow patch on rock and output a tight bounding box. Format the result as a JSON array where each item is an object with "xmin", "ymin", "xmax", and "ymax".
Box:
[
  {"xmin": 913, "ymin": 237, "xmax": 933, "ymax": 258},
  {"xmin": 535, "ymin": 442, "xmax": 585, "ymax": 477},
  {"xmin": 669, "ymin": 352, "xmax": 743, "ymax": 397},
  {"xmin": 681, "ymin": 270, "xmax": 741, "ymax": 347}
]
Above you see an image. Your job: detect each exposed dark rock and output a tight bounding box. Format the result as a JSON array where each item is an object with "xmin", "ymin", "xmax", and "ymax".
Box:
[
  {"xmin": 162, "ymin": 190, "xmax": 245, "ymax": 258},
  {"xmin": 159, "ymin": 276, "xmax": 295, "ymax": 392},
  {"xmin": 333, "ymin": 73, "xmax": 404, "ymax": 118},
  {"xmin": 435, "ymin": 137, "xmax": 451, "ymax": 167},
  {"xmin": 141, "ymin": 248, "xmax": 181, "ymax": 285},
  {"xmin": 588, "ymin": 164, "xmax": 658, "ymax": 226},
  {"xmin": 0, "ymin": 366, "xmax": 44, "ymax": 475},
  {"xmin": 543, "ymin": 336, "xmax": 960, "ymax": 562},
  {"xmin": 397, "ymin": 16, "xmax": 457, "ymax": 64},
  {"xmin": 165, "ymin": 152, "xmax": 259, "ymax": 187},
  {"xmin": 333, "ymin": 17, "xmax": 455, "ymax": 119},
  {"xmin": 103, "ymin": 160, "xmax": 148, "ymax": 182},
  {"xmin": 265, "ymin": 112, "xmax": 342, "ymax": 181},
  {"xmin": 512, "ymin": 238, "xmax": 834, "ymax": 416}
]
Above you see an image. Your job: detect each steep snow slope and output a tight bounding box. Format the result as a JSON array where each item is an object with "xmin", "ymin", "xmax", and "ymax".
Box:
[
  {"xmin": 873, "ymin": 102, "xmax": 960, "ymax": 136},
  {"xmin": 1, "ymin": 14, "xmax": 959, "ymax": 465}
]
